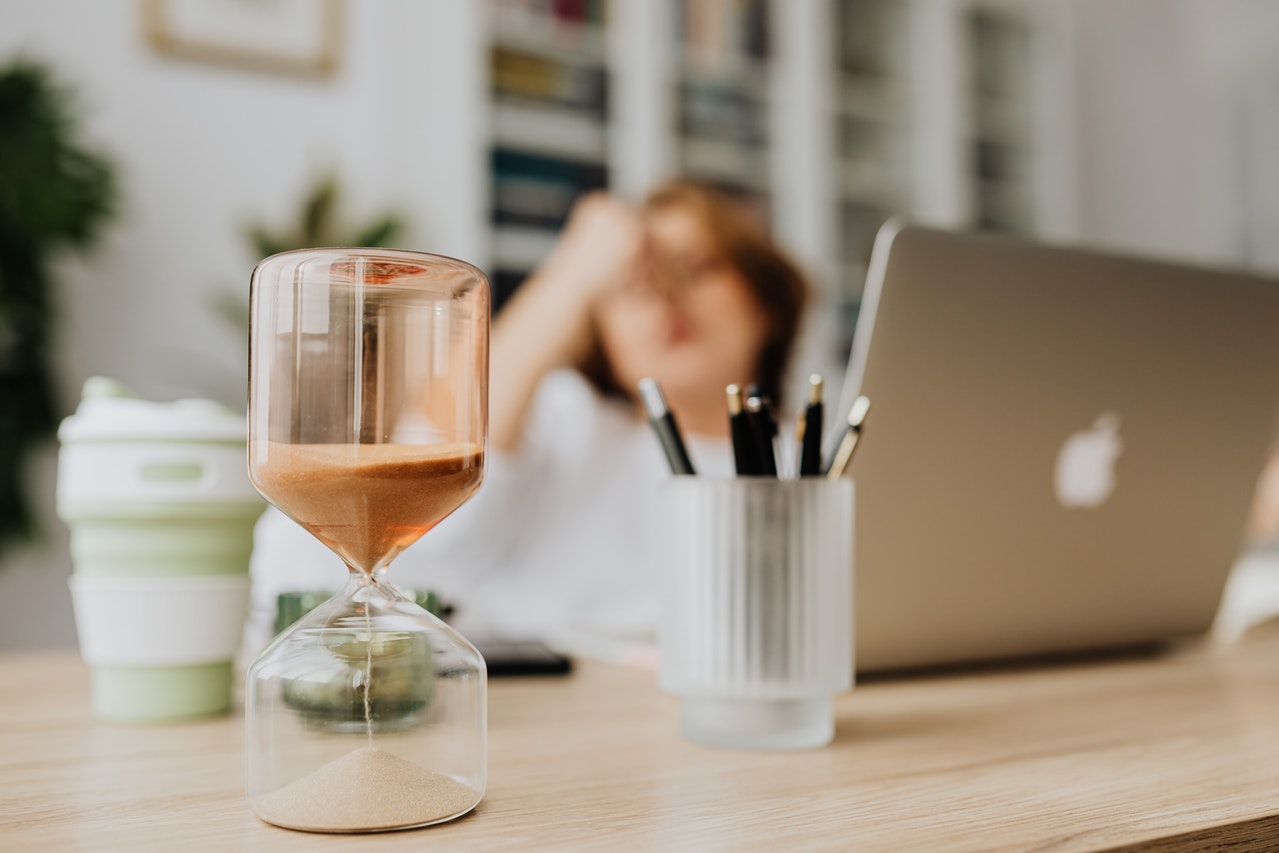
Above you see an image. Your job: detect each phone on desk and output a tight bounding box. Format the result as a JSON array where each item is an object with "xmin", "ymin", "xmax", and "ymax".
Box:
[{"xmin": 470, "ymin": 637, "xmax": 573, "ymax": 677}]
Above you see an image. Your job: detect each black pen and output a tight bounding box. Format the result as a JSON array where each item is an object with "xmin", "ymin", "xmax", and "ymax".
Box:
[
  {"xmin": 744, "ymin": 390, "xmax": 778, "ymax": 478},
  {"xmin": 638, "ymin": 378, "xmax": 696, "ymax": 475},
  {"xmin": 825, "ymin": 395, "xmax": 871, "ymax": 479},
  {"xmin": 726, "ymin": 384, "xmax": 758, "ymax": 476},
  {"xmin": 798, "ymin": 374, "xmax": 824, "ymax": 477}
]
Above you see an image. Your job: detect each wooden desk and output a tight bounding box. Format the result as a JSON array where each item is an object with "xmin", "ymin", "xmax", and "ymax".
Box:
[{"xmin": 3, "ymin": 627, "xmax": 1279, "ymax": 852}]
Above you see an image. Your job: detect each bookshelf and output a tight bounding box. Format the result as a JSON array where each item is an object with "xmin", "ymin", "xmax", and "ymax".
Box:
[
  {"xmin": 821, "ymin": 0, "xmax": 1074, "ymax": 362},
  {"xmin": 965, "ymin": 5, "xmax": 1036, "ymax": 234},
  {"xmin": 953, "ymin": 0, "xmax": 1077, "ymax": 241},
  {"xmin": 830, "ymin": 0, "xmax": 917, "ymax": 360},
  {"xmin": 671, "ymin": 0, "xmax": 772, "ymax": 214},
  {"xmin": 486, "ymin": 0, "xmax": 612, "ymax": 311}
]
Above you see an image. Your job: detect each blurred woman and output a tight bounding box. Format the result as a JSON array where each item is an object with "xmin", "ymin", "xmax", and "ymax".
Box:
[{"xmin": 249, "ymin": 180, "xmax": 809, "ymax": 647}]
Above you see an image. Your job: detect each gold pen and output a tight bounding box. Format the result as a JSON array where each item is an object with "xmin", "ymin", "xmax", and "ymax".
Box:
[
  {"xmin": 727, "ymin": 384, "xmax": 757, "ymax": 476},
  {"xmin": 798, "ymin": 374, "xmax": 824, "ymax": 477},
  {"xmin": 825, "ymin": 395, "xmax": 870, "ymax": 479}
]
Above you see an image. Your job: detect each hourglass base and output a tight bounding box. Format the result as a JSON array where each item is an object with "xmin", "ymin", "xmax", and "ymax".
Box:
[
  {"xmin": 254, "ymin": 746, "xmax": 483, "ymax": 833},
  {"xmin": 260, "ymin": 803, "xmax": 481, "ymax": 834},
  {"xmin": 247, "ymin": 575, "xmax": 487, "ymax": 833}
]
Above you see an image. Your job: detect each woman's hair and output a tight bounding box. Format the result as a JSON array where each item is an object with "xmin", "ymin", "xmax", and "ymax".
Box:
[{"xmin": 576, "ymin": 179, "xmax": 809, "ymax": 405}]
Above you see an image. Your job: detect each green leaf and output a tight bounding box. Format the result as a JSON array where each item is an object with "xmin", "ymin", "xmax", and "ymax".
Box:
[
  {"xmin": 301, "ymin": 175, "xmax": 338, "ymax": 244},
  {"xmin": 353, "ymin": 216, "xmax": 404, "ymax": 249}
]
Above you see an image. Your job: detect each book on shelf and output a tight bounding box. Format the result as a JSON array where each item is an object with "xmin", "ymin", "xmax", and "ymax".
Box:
[
  {"xmin": 679, "ymin": 81, "xmax": 766, "ymax": 146},
  {"xmin": 836, "ymin": 0, "xmax": 906, "ymax": 80},
  {"xmin": 491, "ymin": 268, "xmax": 526, "ymax": 314},
  {"xmin": 675, "ymin": 0, "xmax": 768, "ymax": 65},
  {"xmin": 491, "ymin": 148, "xmax": 608, "ymax": 230},
  {"xmin": 491, "ymin": 48, "xmax": 608, "ymax": 119},
  {"xmin": 492, "ymin": 0, "xmax": 606, "ymax": 28}
]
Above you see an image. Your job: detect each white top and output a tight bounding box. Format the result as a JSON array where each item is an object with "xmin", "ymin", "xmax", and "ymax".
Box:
[
  {"xmin": 247, "ymin": 370, "xmax": 733, "ymax": 652},
  {"xmin": 59, "ymin": 377, "xmax": 248, "ymax": 444}
]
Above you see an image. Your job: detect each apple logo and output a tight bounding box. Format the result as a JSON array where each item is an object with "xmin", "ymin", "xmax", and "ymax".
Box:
[{"xmin": 1054, "ymin": 413, "xmax": 1123, "ymax": 509}]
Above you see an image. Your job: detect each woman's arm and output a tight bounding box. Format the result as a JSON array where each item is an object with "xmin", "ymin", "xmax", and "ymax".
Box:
[{"xmin": 490, "ymin": 193, "xmax": 644, "ymax": 453}]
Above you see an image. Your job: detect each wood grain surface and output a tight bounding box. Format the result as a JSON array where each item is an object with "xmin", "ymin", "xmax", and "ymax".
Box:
[{"xmin": 3, "ymin": 626, "xmax": 1279, "ymax": 852}]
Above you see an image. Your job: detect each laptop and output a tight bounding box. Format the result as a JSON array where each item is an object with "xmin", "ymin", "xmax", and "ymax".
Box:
[{"xmin": 838, "ymin": 223, "xmax": 1279, "ymax": 672}]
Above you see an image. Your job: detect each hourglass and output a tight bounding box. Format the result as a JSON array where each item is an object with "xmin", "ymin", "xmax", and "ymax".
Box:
[{"xmin": 245, "ymin": 249, "xmax": 488, "ymax": 833}]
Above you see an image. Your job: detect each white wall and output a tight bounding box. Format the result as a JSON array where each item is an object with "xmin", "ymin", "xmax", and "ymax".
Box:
[
  {"xmin": 1180, "ymin": 0, "xmax": 1279, "ymax": 271},
  {"xmin": 1068, "ymin": 0, "xmax": 1279, "ymax": 269},
  {"xmin": 1068, "ymin": 0, "xmax": 1203, "ymax": 261},
  {"xmin": 0, "ymin": 0, "xmax": 484, "ymax": 650}
]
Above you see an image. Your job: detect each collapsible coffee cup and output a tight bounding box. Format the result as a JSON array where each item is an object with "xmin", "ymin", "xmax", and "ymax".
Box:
[
  {"xmin": 658, "ymin": 478, "xmax": 853, "ymax": 749},
  {"xmin": 57, "ymin": 378, "xmax": 265, "ymax": 721}
]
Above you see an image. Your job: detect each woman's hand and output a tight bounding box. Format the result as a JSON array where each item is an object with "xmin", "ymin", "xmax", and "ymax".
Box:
[
  {"xmin": 538, "ymin": 192, "xmax": 646, "ymax": 308},
  {"xmin": 489, "ymin": 193, "xmax": 645, "ymax": 453}
]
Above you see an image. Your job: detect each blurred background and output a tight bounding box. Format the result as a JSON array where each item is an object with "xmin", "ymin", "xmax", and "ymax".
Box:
[{"xmin": 4, "ymin": 0, "xmax": 1279, "ymax": 650}]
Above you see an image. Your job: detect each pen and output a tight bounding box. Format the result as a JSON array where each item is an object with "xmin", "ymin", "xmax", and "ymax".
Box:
[
  {"xmin": 744, "ymin": 390, "xmax": 778, "ymax": 478},
  {"xmin": 798, "ymin": 374, "xmax": 824, "ymax": 477},
  {"xmin": 825, "ymin": 395, "xmax": 870, "ymax": 479},
  {"xmin": 763, "ymin": 395, "xmax": 781, "ymax": 476},
  {"xmin": 726, "ymin": 384, "xmax": 758, "ymax": 476},
  {"xmin": 638, "ymin": 377, "xmax": 696, "ymax": 476}
]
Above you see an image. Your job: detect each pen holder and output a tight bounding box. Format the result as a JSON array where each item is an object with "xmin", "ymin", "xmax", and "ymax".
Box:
[{"xmin": 658, "ymin": 477, "xmax": 853, "ymax": 749}]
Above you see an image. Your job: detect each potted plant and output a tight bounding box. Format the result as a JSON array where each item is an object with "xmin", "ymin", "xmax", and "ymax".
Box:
[{"xmin": 0, "ymin": 61, "xmax": 116, "ymax": 556}]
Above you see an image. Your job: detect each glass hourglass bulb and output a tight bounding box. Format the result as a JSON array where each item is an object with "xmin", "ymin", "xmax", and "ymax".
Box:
[{"xmin": 244, "ymin": 249, "xmax": 489, "ymax": 833}]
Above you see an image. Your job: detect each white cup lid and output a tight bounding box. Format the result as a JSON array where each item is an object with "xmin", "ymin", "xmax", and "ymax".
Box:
[{"xmin": 58, "ymin": 377, "xmax": 247, "ymax": 444}]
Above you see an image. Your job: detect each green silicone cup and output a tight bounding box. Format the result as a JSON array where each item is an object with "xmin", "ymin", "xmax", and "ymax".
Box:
[{"xmin": 89, "ymin": 662, "xmax": 235, "ymax": 722}]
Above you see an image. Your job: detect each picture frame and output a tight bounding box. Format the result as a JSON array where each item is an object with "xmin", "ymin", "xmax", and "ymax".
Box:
[{"xmin": 143, "ymin": 0, "xmax": 343, "ymax": 78}]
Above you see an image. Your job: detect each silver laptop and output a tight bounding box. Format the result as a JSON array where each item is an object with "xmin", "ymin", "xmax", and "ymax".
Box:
[{"xmin": 839, "ymin": 223, "xmax": 1279, "ymax": 672}]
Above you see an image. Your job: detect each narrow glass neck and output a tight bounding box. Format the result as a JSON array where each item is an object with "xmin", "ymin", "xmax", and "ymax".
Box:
[
  {"xmin": 346, "ymin": 563, "xmax": 388, "ymax": 582},
  {"xmin": 342, "ymin": 567, "xmax": 399, "ymax": 608}
]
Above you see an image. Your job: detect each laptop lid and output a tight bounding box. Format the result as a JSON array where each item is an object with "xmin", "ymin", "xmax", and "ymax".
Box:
[{"xmin": 840, "ymin": 223, "xmax": 1279, "ymax": 672}]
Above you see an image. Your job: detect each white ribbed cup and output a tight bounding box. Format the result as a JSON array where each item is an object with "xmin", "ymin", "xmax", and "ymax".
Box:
[{"xmin": 658, "ymin": 478, "xmax": 853, "ymax": 749}]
